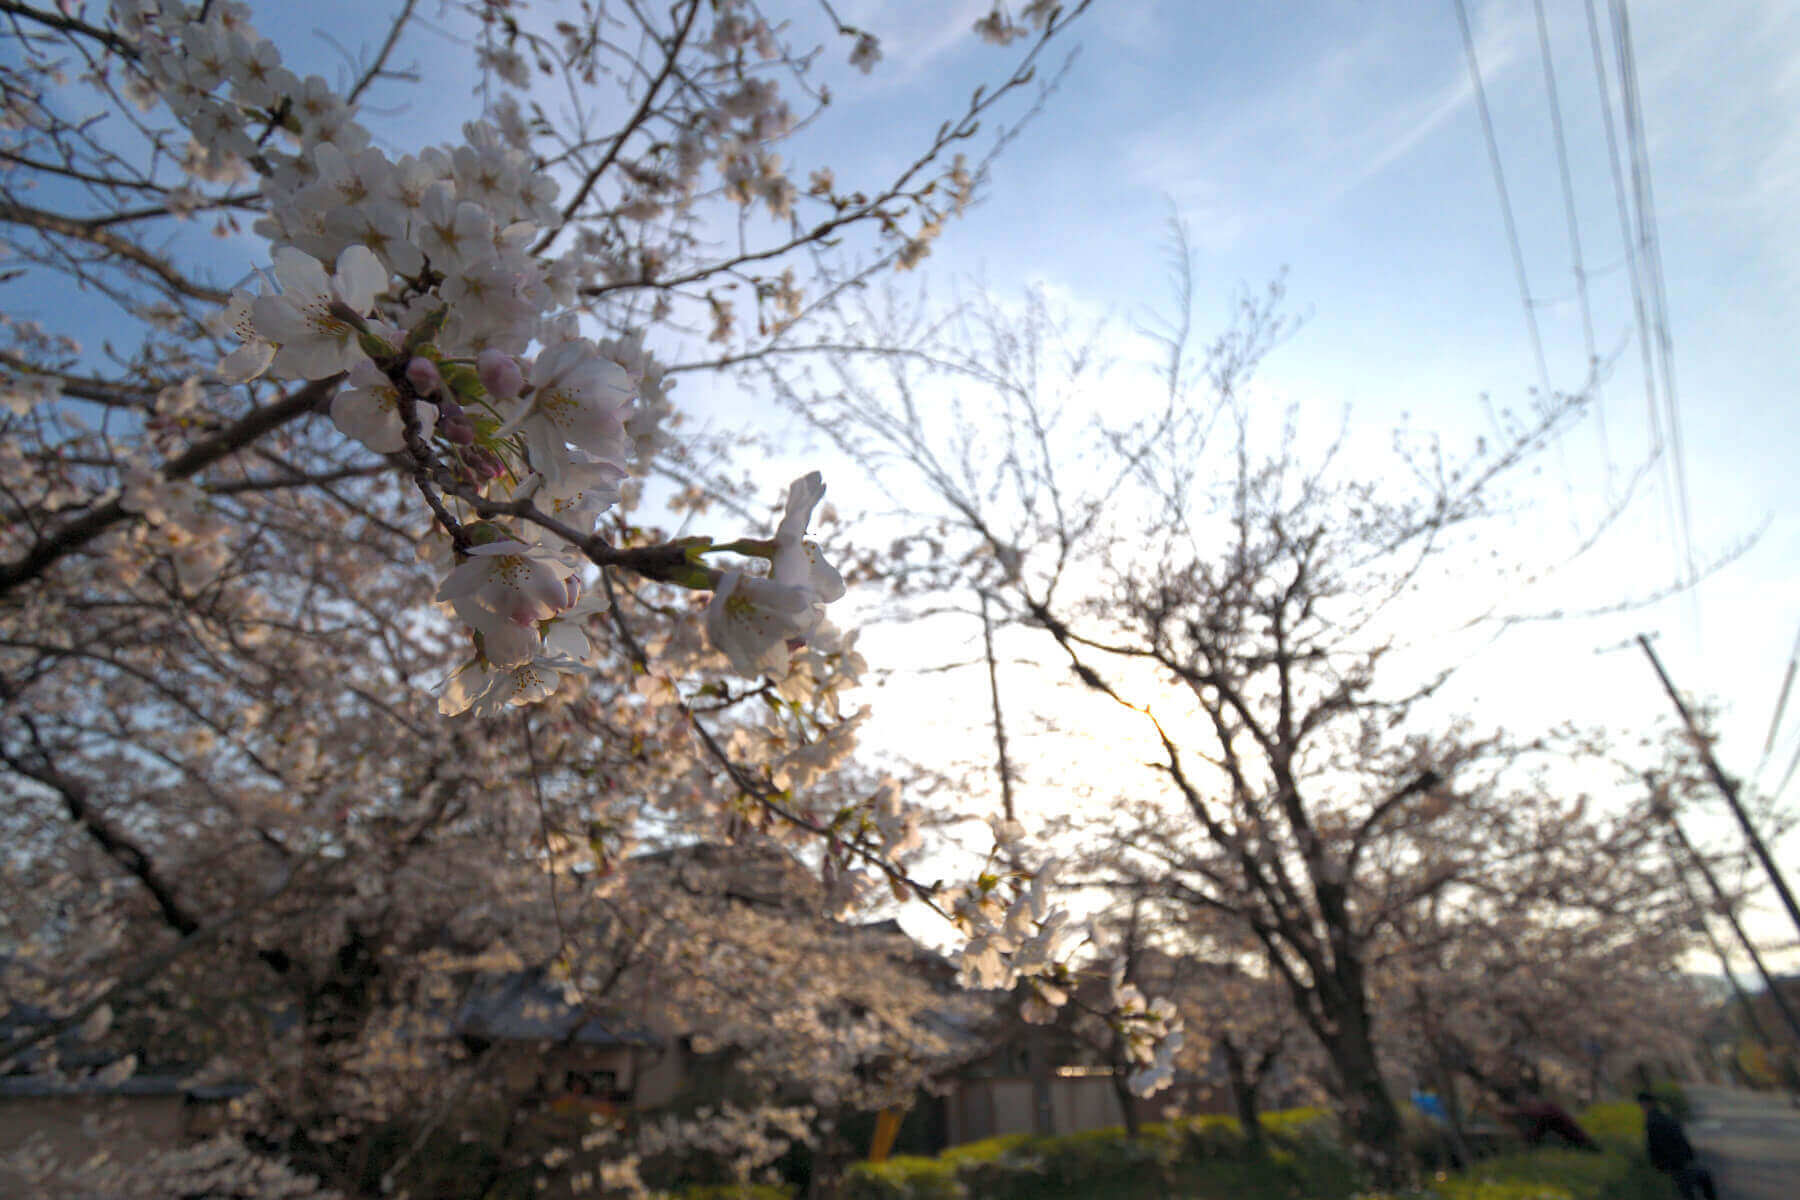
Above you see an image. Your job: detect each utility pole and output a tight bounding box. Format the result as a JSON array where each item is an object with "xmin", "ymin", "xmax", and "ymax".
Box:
[
  {"xmin": 1638, "ymin": 634, "xmax": 1800, "ymax": 946},
  {"xmin": 1669, "ymin": 839, "xmax": 1799, "ymax": 1094},
  {"xmin": 1651, "ymin": 777, "xmax": 1800, "ymax": 1050}
]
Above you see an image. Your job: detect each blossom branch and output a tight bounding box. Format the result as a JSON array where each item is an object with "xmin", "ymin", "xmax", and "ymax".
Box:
[{"xmin": 0, "ymin": 376, "xmax": 339, "ymax": 597}]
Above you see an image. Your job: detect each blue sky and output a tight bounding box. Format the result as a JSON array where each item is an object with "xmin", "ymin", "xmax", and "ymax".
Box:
[
  {"xmin": 11, "ymin": 1, "xmax": 1797, "ymax": 954},
  {"xmin": 795, "ymin": 0, "xmax": 1800, "ymax": 955},
  {"xmin": 819, "ymin": 0, "xmax": 1800, "ymax": 760}
]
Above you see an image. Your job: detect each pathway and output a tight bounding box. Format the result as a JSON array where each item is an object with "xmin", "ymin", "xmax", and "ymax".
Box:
[{"xmin": 1686, "ymin": 1084, "xmax": 1800, "ymax": 1200}]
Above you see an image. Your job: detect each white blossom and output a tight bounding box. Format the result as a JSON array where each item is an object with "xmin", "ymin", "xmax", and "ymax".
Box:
[
  {"xmin": 250, "ymin": 246, "xmax": 388, "ymax": 380},
  {"xmin": 330, "ymin": 358, "xmax": 434, "ymax": 454}
]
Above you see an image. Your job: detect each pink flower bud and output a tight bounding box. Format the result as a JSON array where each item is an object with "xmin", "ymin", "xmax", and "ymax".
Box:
[
  {"xmin": 405, "ymin": 356, "xmax": 443, "ymax": 398},
  {"xmin": 477, "ymin": 349, "xmax": 524, "ymax": 401},
  {"xmin": 467, "ymin": 446, "xmax": 506, "ymax": 480},
  {"xmin": 440, "ymin": 413, "xmax": 476, "ymax": 445}
]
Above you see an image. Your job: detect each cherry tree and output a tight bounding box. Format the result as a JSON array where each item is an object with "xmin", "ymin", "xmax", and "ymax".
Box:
[
  {"xmin": 782, "ymin": 241, "xmax": 1700, "ymax": 1181},
  {"xmin": 1119, "ymin": 915, "xmax": 1317, "ymax": 1155},
  {"xmin": 1379, "ymin": 784, "xmax": 1701, "ymax": 1094},
  {"xmin": 0, "ymin": 0, "xmax": 1166, "ymax": 1194}
]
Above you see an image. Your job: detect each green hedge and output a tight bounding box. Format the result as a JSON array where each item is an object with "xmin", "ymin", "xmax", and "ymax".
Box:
[
  {"xmin": 840, "ymin": 1157, "xmax": 964, "ymax": 1200},
  {"xmin": 1371, "ymin": 1144, "xmax": 1671, "ymax": 1200},
  {"xmin": 843, "ymin": 1107, "xmax": 1353, "ymax": 1200},
  {"xmin": 845, "ymin": 1095, "xmax": 1679, "ymax": 1200}
]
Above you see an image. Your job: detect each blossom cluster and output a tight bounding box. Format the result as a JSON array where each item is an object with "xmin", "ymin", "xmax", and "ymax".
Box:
[
  {"xmin": 948, "ymin": 839, "xmax": 1074, "ymax": 995},
  {"xmin": 945, "ymin": 844, "xmax": 1184, "ymax": 1097},
  {"xmin": 974, "ymin": 0, "xmax": 1063, "ymax": 46},
  {"xmin": 112, "ymin": 0, "xmax": 848, "ymax": 716},
  {"xmin": 6, "ymin": 1131, "xmax": 342, "ymax": 1199},
  {"xmin": 1108, "ymin": 959, "xmax": 1185, "ymax": 1097},
  {"xmin": 84, "ymin": 0, "xmax": 1181, "ymax": 1115},
  {"xmin": 577, "ymin": 1103, "xmax": 815, "ymax": 1197}
]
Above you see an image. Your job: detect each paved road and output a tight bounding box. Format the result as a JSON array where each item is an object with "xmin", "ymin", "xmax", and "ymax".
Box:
[{"xmin": 1686, "ymin": 1084, "xmax": 1800, "ymax": 1200}]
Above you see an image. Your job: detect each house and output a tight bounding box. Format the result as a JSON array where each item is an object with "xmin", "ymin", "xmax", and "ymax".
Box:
[
  {"xmin": 452, "ymin": 966, "xmax": 675, "ymax": 1110},
  {"xmin": 0, "ymin": 998, "xmax": 249, "ymax": 1197}
]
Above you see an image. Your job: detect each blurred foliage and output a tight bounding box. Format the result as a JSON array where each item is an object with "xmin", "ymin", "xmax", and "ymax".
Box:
[
  {"xmin": 844, "ymin": 1106, "xmax": 1353, "ymax": 1200},
  {"xmin": 842, "ymin": 1095, "xmax": 1690, "ymax": 1200}
]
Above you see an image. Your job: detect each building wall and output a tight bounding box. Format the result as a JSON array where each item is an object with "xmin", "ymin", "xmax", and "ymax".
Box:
[
  {"xmin": 945, "ymin": 1075, "xmax": 1130, "ymax": 1146},
  {"xmin": 632, "ymin": 1042, "xmax": 688, "ymax": 1109},
  {"xmin": 1051, "ymin": 1076, "xmax": 1127, "ymax": 1135}
]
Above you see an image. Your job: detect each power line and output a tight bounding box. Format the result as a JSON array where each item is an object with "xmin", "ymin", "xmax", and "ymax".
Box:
[
  {"xmin": 1531, "ymin": 0, "xmax": 1611, "ymax": 485},
  {"xmin": 1453, "ymin": 0, "xmax": 1553, "ymax": 402},
  {"xmin": 1774, "ymin": 738, "xmax": 1800, "ymax": 807},
  {"xmin": 1583, "ymin": 0, "xmax": 1677, "ymax": 561},
  {"xmin": 1608, "ymin": 0, "xmax": 1697, "ymax": 585}
]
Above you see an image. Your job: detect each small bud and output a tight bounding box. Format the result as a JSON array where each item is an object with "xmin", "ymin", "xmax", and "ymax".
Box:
[
  {"xmin": 441, "ymin": 361, "xmax": 484, "ymax": 400},
  {"xmin": 477, "ymin": 348, "xmax": 525, "ymax": 401},
  {"xmin": 467, "ymin": 446, "xmax": 507, "ymax": 480},
  {"xmin": 466, "ymin": 523, "xmax": 508, "ymax": 546},
  {"xmin": 326, "ymin": 300, "xmax": 369, "ymax": 332},
  {"xmin": 357, "ymin": 330, "xmax": 398, "ymax": 360},
  {"xmin": 405, "ymin": 356, "xmax": 443, "ymax": 398},
  {"xmin": 441, "ymin": 413, "xmax": 476, "ymax": 445}
]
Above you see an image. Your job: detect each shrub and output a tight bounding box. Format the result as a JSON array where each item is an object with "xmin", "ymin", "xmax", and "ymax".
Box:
[
  {"xmin": 936, "ymin": 1132, "xmax": 1034, "ymax": 1165},
  {"xmin": 669, "ymin": 1186, "xmax": 796, "ymax": 1200},
  {"xmin": 1394, "ymin": 1139, "xmax": 1674, "ymax": 1200},
  {"xmin": 839, "ymin": 1106, "xmax": 1361, "ymax": 1200},
  {"xmin": 1030, "ymin": 1124, "xmax": 1180, "ymax": 1192},
  {"xmin": 842, "ymin": 1156, "xmax": 965, "ymax": 1200},
  {"xmin": 1643, "ymin": 1081, "xmax": 1690, "ymax": 1121},
  {"xmin": 1171, "ymin": 1114, "xmax": 1248, "ymax": 1161},
  {"xmin": 838, "ymin": 1105, "xmax": 1365, "ymax": 1199},
  {"xmin": 1576, "ymin": 1102, "xmax": 1644, "ymax": 1146},
  {"xmin": 840, "ymin": 1099, "xmax": 1686, "ymax": 1200},
  {"xmin": 1260, "ymin": 1106, "xmax": 1330, "ymax": 1138}
]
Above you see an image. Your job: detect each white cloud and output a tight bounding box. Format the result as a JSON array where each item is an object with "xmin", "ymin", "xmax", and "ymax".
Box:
[{"xmin": 1124, "ymin": 2, "xmax": 1531, "ymax": 250}]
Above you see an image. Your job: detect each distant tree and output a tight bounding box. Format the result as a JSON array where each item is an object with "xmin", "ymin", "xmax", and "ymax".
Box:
[
  {"xmin": 1075, "ymin": 901, "xmax": 1315, "ymax": 1153},
  {"xmin": 789, "ymin": 236, "xmax": 1696, "ymax": 1182},
  {"xmin": 1372, "ymin": 774, "xmax": 1703, "ymax": 1141}
]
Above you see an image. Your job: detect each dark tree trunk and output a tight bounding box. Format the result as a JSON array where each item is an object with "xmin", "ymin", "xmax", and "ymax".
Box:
[
  {"xmin": 1324, "ymin": 999, "xmax": 1408, "ymax": 1187},
  {"xmin": 1431, "ymin": 1047, "xmax": 1473, "ymax": 1168},
  {"xmin": 1108, "ymin": 1035, "xmax": 1143, "ymax": 1140},
  {"xmin": 1027, "ymin": 1021, "xmax": 1056, "ymax": 1135},
  {"xmin": 1220, "ymin": 1038, "xmax": 1267, "ymax": 1159}
]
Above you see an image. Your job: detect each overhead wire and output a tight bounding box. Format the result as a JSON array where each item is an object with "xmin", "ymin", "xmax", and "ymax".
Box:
[
  {"xmin": 1453, "ymin": 0, "xmax": 1554, "ymax": 403},
  {"xmin": 1582, "ymin": 0, "xmax": 1676, "ymax": 558},
  {"xmin": 1606, "ymin": 0, "xmax": 1697, "ymax": 586},
  {"xmin": 1532, "ymin": 0, "xmax": 1613, "ymax": 492},
  {"xmin": 1612, "ymin": 0, "xmax": 1695, "ymax": 582},
  {"xmin": 1773, "ymin": 739, "xmax": 1800, "ymax": 808}
]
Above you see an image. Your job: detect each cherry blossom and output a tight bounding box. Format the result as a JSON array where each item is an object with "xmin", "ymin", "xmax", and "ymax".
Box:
[
  {"xmin": 330, "ymin": 358, "xmax": 435, "ymax": 453},
  {"xmin": 705, "ymin": 572, "xmax": 820, "ymax": 678},
  {"xmin": 249, "ymin": 246, "xmax": 389, "ymax": 381},
  {"xmin": 0, "ymin": 0, "xmax": 1149, "ymax": 1189},
  {"xmin": 705, "ymin": 472, "xmax": 845, "ymax": 678},
  {"xmin": 501, "ymin": 340, "xmax": 634, "ymax": 475}
]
